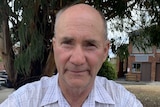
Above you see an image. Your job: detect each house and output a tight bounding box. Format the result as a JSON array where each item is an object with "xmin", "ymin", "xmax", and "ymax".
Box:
[{"xmin": 126, "ymin": 31, "xmax": 160, "ymax": 81}]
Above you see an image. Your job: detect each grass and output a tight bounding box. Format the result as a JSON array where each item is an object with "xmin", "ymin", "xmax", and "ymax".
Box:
[{"xmin": 125, "ymin": 85, "xmax": 160, "ymax": 107}]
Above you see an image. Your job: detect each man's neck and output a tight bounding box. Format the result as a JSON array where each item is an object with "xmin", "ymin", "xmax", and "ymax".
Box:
[{"xmin": 59, "ymin": 82, "xmax": 93, "ymax": 107}]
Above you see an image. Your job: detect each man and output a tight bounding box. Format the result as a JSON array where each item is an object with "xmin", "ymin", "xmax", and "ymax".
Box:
[{"xmin": 0, "ymin": 3, "xmax": 143, "ymax": 107}]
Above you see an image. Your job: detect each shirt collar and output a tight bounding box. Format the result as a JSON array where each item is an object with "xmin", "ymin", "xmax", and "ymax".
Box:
[
  {"xmin": 94, "ymin": 76, "xmax": 115, "ymax": 105},
  {"xmin": 40, "ymin": 74, "xmax": 59, "ymax": 106}
]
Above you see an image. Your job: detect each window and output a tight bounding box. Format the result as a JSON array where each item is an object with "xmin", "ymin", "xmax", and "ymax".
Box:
[{"xmin": 132, "ymin": 63, "xmax": 141, "ymax": 72}]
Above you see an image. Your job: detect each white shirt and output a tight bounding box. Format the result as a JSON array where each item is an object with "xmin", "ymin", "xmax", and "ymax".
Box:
[{"xmin": 0, "ymin": 74, "xmax": 143, "ymax": 107}]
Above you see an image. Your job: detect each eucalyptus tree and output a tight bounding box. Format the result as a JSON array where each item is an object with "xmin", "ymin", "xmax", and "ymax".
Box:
[{"xmin": 0, "ymin": 0, "xmax": 160, "ymax": 87}]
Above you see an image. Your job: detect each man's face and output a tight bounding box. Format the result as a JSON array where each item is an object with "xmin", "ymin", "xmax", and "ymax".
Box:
[{"xmin": 53, "ymin": 6, "xmax": 109, "ymax": 89}]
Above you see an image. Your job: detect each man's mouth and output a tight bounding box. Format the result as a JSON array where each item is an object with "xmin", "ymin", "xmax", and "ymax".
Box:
[
  {"xmin": 65, "ymin": 68, "xmax": 89, "ymax": 74},
  {"xmin": 72, "ymin": 70, "xmax": 87, "ymax": 73}
]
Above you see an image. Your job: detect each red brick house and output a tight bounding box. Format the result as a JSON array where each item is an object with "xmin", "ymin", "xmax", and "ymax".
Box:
[{"xmin": 127, "ymin": 41, "xmax": 160, "ymax": 81}]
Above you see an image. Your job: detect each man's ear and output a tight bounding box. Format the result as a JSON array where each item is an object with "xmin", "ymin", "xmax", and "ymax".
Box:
[{"xmin": 103, "ymin": 40, "xmax": 110, "ymax": 62}]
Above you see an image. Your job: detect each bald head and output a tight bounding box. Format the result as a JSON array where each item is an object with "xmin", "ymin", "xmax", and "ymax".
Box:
[{"xmin": 54, "ymin": 3, "xmax": 107, "ymax": 40}]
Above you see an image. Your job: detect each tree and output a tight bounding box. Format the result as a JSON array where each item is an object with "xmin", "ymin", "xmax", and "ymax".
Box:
[
  {"xmin": 0, "ymin": 0, "xmax": 15, "ymax": 83},
  {"xmin": 110, "ymin": 37, "xmax": 129, "ymax": 77},
  {"xmin": 0, "ymin": 0, "xmax": 86, "ymax": 88},
  {"xmin": 0, "ymin": 0, "xmax": 160, "ymax": 88},
  {"xmin": 108, "ymin": 0, "xmax": 160, "ymax": 48}
]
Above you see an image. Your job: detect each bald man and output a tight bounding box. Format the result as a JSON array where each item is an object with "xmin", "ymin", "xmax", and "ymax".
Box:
[{"xmin": 0, "ymin": 3, "xmax": 143, "ymax": 107}]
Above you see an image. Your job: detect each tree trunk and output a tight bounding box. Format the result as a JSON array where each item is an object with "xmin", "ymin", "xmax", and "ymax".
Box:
[
  {"xmin": 1, "ymin": 20, "xmax": 16, "ymax": 83},
  {"xmin": 42, "ymin": 46, "xmax": 56, "ymax": 76},
  {"xmin": 118, "ymin": 61, "xmax": 124, "ymax": 78}
]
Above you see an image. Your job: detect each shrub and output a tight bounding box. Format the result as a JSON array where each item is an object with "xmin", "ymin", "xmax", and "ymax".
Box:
[
  {"xmin": 97, "ymin": 60, "xmax": 117, "ymax": 80},
  {"xmin": 0, "ymin": 57, "xmax": 2, "ymax": 62}
]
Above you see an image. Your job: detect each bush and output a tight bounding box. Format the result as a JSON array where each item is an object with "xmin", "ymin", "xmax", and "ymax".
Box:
[
  {"xmin": 0, "ymin": 57, "xmax": 2, "ymax": 62},
  {"xmin": 97, "ymin": 60, "xmax": 117, "ymax": 80}
]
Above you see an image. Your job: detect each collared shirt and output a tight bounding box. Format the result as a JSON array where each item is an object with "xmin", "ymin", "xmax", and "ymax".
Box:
[{"xmin": 0, "ymin": 74, "xmax": 143, "ymax": 107}]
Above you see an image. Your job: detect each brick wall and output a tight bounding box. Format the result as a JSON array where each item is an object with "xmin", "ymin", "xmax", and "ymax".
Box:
[{"xmin": 128, "ymin": 44, "xmax": 160, "ymax": 81}]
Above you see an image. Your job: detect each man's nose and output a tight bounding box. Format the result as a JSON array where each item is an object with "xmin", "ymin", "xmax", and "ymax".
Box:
[{"xmin": 69, "ymin": 46, "xmax": 86, "ymax": 65}]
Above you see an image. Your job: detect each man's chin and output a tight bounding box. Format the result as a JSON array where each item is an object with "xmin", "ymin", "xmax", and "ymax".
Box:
[{"xmin": 68, "ymin": 79, "xmax": 89, "ymax": 89}]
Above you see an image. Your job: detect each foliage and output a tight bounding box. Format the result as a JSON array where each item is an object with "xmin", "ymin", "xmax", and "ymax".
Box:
[
  {"xmin": 109, "ymin": 0, "xmax": 160, "ymax": 50},
  {"xmin": 97, "ymin": 60, "xmax": 117, "ymax": 80},
  {"xmin": 7, "ymin": 0, "xmax": 80, "ymax": 77},
  {"xmin": 147, "ymin": 25, "xmax": 160, "ymax": 47},
  {"xmin": 0, "ymin": 0, "xmax": 160, "ymax": 83},
  {"xmin": 129, "ymin": 28, "xmax": 151, "ymax": 52},
  {"xmin": 129, "ymin": 24, "xmax": 160, "ymax": 53},
  {"xmin": 111, "ymin": 38, "xmax": 129, "ymax": 61},
  {"xmin": 0, "ymin": 57, "xmax": 2, "ymax": 62},
  {"xmin": 117, "ymin": 44, "xmax": 129, "ymax": 61},
  {"xmin": 10, "ymin": 0, "xmax": 50, "ymax": 76}
]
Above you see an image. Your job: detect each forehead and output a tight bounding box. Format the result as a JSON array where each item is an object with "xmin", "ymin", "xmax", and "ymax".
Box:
[
  {"xmin": 55, "ymin": 4, "xmax": 105, "ymax": 36},
  {"xmin": 55, "ymin": 18, "xmax": 105, "ymax": 42}
]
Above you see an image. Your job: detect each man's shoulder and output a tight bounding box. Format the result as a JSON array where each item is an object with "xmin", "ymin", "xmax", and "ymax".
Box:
[
  {"xmin": 11, "ymin": 75, "xmax": 57, "ymax": 98},
  {"xmin": 95, "ymin": 76, "xmax": 126, "ymax": 93},
  {"xmin": 96, "ymin": 76, "xmax": 121, "ymax": 86},
  {"xmin": 0, "ymin": 75, "xmax": 59, "ymax": 107},
  {"xmin": 24, "ymin": 75, "xmax": 56, "ymax": 89}
]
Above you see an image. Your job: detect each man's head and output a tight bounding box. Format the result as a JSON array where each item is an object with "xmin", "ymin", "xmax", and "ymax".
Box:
[{"xmin": 53, "ymin": 3, "xmax": 110, "ymax": 90}]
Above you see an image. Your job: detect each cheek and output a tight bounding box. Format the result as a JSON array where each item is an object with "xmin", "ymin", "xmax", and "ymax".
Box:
[
  {"xmin": 86, "ymin": 51, "xmax": 105, "ymax": 72},
  {"xmin": 54, "ymin": 47, "xmax": 69, "ymax": 68}
]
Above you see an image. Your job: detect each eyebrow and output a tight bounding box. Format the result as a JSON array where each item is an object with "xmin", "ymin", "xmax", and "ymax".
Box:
[
  {"xmin": 60, "ymin": 36, "xmax": 101, "ymax": 47},
  {"xmin": 61, "ymin": 37, "xmax": 74, "ymax": 42},
  {"xmin": 83, "ymin": 39, "xmax": 100, "ymax": 47}
]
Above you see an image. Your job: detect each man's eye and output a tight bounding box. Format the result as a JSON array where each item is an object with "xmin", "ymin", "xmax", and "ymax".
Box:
[
  {"xmin": 62, "ymin": 41, "xmax": 69, "ymax": 45},
  {"xmin": 85, "ymin": 43, "xmax": 97, "ymax": 49},
  {"xmin": 61, "ymin": 41, "xmax": 73, "ymax": 49},
  {"xmin": 61, "ymin": 40, "xmax": 72, "ymax": 45},
  {"xmin": 87, "ymin": 42, "xmax": 96, "ymax": 47}
]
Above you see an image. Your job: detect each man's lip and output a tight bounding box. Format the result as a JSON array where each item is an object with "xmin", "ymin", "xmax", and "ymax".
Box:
[
  {"xmin": 70, "ymin": 70, "xmax": 87, "ymax": 72},
  {"xmin": 66, "ymin": 70, "xmax": 88, "ymax": 73}
]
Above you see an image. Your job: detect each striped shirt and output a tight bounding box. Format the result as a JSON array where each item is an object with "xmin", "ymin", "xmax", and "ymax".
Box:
[{"xmin": 0, "ymin": 74, "xmax": 143, "ymax": 107}]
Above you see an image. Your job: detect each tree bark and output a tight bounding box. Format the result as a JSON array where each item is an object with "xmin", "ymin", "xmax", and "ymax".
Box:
[
  {"xmin": 1, "ymin": 20, "xmax": 16, "ymax": 83},
  {"xmin": 42, "ymin": 46, "xmax": 56, "ymax": 76}
]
